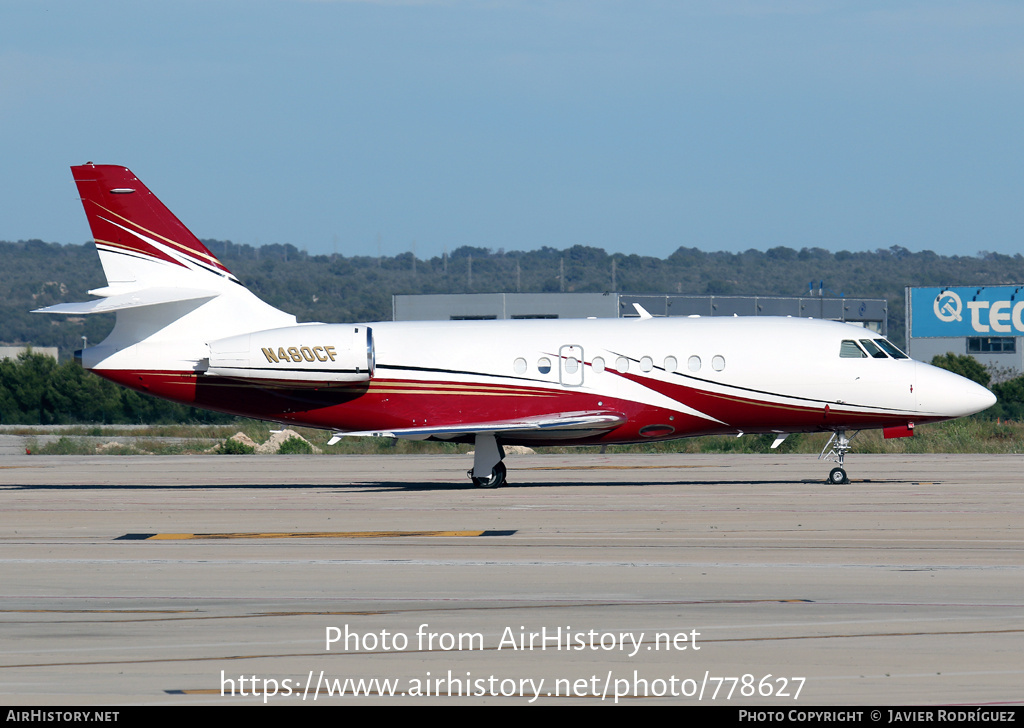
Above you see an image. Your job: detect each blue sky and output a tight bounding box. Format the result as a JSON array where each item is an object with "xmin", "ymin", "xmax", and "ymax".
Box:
[{"xmin": 2, "ymin": 1, "xmax": 1022, "ymax": 260}]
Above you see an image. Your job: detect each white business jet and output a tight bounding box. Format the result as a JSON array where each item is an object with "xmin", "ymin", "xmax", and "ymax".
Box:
[{"xmin": 36, "ymin": 165, "xmax": 996, "ymax": 487}]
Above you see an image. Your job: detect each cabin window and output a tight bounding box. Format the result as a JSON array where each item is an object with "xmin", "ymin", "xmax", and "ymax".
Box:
[
  {"xmin": 565, "ymin": 356, "xmax": 580, "ymax": 374},
  {"xmin": 538, "ymin": 357, "xmax": 552, "ymax": 374},
  {"xmin": 876, "ymin": 339, "xmax": 909, "ymax": 359},
  {"xmin": 592, "ymin": 356, "xmax": 606, "ymax": 373},
  {"xmin": 712, "ymin": 355, "xmax": 726, "ymax": 371},
  {"xmin": 513, "ymin": 357, "xmax": 527, "ymax": 375},
  {"xmin": 688, "ymin": 355, "xmax": 701, "ymax": 372},
  {"xmin": 615, "ymin": 356, "xmax": 629, "ymax": 372},
  {"xmin": 840, "ymin": 340, "xmax": 867, "ymax": 358},
  {"xmin": 859, "ymin": 339, "xmax": 888, "ymax": 358},
  {"xmin": 640, "ymin": 356, "xmax": 654, "ymax": 372},
  {"xmin": 664, "ymin": 356, "xmax": 678, "ymax": 372}
]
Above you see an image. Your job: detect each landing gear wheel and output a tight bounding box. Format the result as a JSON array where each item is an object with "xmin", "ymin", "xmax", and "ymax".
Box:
[
  {"xmin": 820, "ymin": 430, "xmax": 857, "ymax": 485},
  {"xmin": 471, "ymin": 461, "xmax": 507, "ymax": 489}
]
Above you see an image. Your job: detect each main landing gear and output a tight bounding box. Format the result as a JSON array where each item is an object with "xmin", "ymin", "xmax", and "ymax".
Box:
[
  {"xmin": 468, "ymin": 433, "xmax": 507, "ymax": 488},
  {"xmin": 819, "ymin": 430, "xmax": 858, "ymax": 484}
]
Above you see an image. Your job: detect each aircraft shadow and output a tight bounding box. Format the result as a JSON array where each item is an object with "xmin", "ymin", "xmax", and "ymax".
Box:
[{"xmin": 0, "ymin": 478, "xmax": 916, "ymax": 493}]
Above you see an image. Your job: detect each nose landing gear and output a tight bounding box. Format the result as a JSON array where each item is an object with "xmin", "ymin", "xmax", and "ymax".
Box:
[
  {"xmin": 820, "ymin": 430, "xmax": 858, "ymax": 484},
  {"xmin": 828, "ymin": 466, "xmax": 848, "ymax": 485}
]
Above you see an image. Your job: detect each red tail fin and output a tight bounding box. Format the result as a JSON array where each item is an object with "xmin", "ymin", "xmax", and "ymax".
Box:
[{"xmin": 71, "ymin": 164, "xmax": 235, "ymax": 279}]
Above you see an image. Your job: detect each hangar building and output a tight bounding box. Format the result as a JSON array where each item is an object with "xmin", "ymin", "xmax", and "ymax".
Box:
[
  {"xmin": 394, "ymin": 293, "xmax": 887, "ymax": 334},
  {"xmin": 907, "ymin": 286, "xmax": 1024, "ymax": 374},
  {"xmin": 0, "ymin": 346, "xmax": 58, "ymax": 362}
]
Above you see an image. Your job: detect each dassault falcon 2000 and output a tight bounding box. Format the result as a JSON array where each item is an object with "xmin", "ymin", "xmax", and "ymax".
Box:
[{"xmin": 36, "ymin": 164, "xmax": 996, "ymax": 487}]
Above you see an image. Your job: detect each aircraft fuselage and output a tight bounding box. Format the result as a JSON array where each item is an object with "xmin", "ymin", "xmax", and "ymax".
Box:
[{"xmin": 91, "ymin": 316, "xmax": 989, "ymax": 445}]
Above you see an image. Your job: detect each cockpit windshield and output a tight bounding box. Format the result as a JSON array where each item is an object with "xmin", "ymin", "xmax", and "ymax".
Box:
[
  {"xmin": 875, "ymin": 339, "xmax": 909, "ymax": 359},
  {"xmin": 859, "ymin": 339, "xmax": 888, "ymax": 358},
  {"xmin": 840, "ymin": 338, "xmax": 910, "ymax": 359}
]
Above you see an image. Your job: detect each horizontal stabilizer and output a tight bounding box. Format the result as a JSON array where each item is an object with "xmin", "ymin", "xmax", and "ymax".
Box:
[
  {"xmin": 328, "ymin": 410, "xmax": 626, "ymax": 444},
  {"xmin": 34, "ymin": 287, "xmax": 218, "ymax": 315}
]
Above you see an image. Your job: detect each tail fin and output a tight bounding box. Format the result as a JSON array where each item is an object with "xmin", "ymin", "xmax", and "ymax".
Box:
[
  {"xmin": 36, "ymin": 165, "xmax": 295, "ymax": 372},
  {"xmin": 71, "ymin": 164, "xmax": 237, "ymax": 287}
]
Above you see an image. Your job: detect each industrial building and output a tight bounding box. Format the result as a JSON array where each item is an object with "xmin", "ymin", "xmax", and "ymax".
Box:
[
  {"xmin": 0, "ymin": 346, "xmax": 58, "ymax": 362},
  {"xmin": 393, "ymin": 292, "xmax": 887, "ymax": 334},
  {"xmin": 907, "ymin": 286, "xmax": 1024, "ymax": 374}
]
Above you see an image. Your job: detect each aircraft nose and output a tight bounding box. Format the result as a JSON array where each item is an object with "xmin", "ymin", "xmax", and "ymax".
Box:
[{"xmin": 916, "ymin": 362, "xmax": 997, "ymax": 418}]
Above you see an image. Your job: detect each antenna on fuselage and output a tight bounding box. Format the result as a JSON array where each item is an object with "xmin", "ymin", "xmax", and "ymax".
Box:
[{"xmin": 632, "ymin": 303, "xmax": 653, "ymax": 320}]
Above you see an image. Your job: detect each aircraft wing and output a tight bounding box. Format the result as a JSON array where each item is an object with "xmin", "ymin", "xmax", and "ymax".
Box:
[{"xmin": 328, "ymin": 410, "xmax": 626, "ymax": 444}]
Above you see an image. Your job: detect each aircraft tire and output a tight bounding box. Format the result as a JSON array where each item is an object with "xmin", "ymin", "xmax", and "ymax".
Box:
[
  {"xmin": 828, "ymin": 467, "xmax": 848, "ymax": 485},
  {"xmin": 472, "ymin": 462, "xmax": 507, "ymax": 489}
]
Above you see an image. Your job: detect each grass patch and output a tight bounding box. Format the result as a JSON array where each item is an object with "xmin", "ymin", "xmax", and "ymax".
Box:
[
  {"xmin": 33, "ymin": 437, "xmax": 96, "ymax": 455},
  {"xmin": 276, "ymin": 436, "xmax": 313, "ymax": 455},
  {"xmin": 216, "ymin": 438, "xmax": 256, "ymax": 455}
]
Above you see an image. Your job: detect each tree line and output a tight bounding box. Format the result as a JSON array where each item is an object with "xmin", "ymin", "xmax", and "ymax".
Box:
[
  {"xmin": 0, "ymin": 350, "xmax": 231, "ymax": 425},
  {"xmin": 7, "ymin": 238, "xmax": 1024, "ymax": 361}
]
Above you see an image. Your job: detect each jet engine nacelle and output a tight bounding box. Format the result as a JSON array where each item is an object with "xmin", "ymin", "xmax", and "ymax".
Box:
[{"xmin": 205, "ymin": 324, "xmax": 374, "ymax": 384}]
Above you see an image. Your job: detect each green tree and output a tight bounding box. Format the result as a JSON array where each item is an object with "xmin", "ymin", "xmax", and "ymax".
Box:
[
  {"xmin": 930, "ymin": 353, "xmax": 991, "ymax": 388},
  {"xmin": 990, "ymin": 377, "xmax": 1024, "ymax": 421},
  {"xmin": 0, "ymin": 350, "xmax": 235, "ymax": 424}
]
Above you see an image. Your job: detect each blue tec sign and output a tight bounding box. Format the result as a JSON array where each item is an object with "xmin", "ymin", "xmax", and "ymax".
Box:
[{"xmin": 910, "ymin": 286, "xmax": 1024, "ymax": 338}]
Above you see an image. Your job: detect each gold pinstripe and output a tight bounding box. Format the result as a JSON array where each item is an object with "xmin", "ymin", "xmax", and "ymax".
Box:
[{"xmin": 92, "ymin": 201, "xmax": 224, "ymax": 268}]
